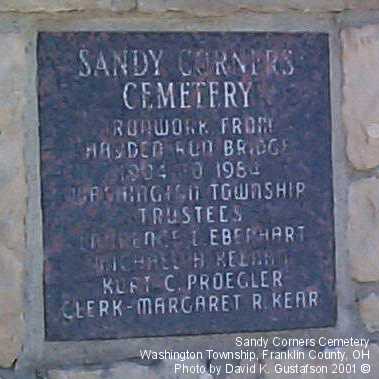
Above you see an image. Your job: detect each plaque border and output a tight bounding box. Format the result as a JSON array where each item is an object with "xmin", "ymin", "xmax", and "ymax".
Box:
[{"xmin": 19, "ymin": 13, "xmax": 349, "ymax": 372}]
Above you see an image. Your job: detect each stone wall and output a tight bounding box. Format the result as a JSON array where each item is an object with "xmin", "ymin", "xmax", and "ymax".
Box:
[{"xmin": 0, "ymin": 1, "xmax": 378, "ymax": 378}]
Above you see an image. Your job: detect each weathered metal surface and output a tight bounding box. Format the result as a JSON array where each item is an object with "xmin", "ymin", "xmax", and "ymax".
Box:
[{"xmin": 38, "ymin": 32, "xmax": 335, "ymax": 341}]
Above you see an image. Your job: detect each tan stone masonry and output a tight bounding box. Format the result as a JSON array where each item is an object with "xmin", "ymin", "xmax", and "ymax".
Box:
[{"xmin": 0, "ymin": 1, "xmax": 378, "ymax": 378}]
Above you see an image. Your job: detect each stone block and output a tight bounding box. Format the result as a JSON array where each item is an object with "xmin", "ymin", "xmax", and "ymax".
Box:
[
  {"xmin": 138, "ymin": 0, "xmax": 374, "ymax": 16},
  {"xmin": 0, "ymin": 0, "xmax": 135, "ymax": 13},
  {"xmin": 359, "ymin": 293, "xmax": 379, "ymax": 332},
  {"xmin": 342, "ymin": 25, "xmax": 379, "ymax": 169},
  {"xmin": 0, "ymin": 33, "xmax": 26, "ymax": 368},
  {"xmin": 3, "ymin": 0, "xmax": 379, "ymax": 15},
  {"xmin": 348, "ymin": 178, "xmax": 379, "ymax": 282}
]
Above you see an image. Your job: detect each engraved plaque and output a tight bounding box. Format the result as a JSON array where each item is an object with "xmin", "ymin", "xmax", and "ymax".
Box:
[{"xmin": 38, "ymin": 32, "xmax": 336, "ymax": 341}]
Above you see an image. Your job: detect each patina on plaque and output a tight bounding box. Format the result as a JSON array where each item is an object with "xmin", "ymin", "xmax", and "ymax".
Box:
[{"xmin": 38, "ymin": 32, "xmax": 335, "ymax": 341}]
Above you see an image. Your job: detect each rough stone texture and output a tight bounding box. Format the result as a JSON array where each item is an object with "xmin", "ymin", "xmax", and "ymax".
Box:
[
  {"xmin": 0, "ymin": 33, "xmax": 26, "ymax": 367},
  {"xmin": 359, "ymin": 293, "xmax": 379, "ymax": 332},
  {"xmin": 2, "ymin": 0, "xmax": 379, "ymax": 14},
  {"xmin": 0, "ymin": 4, "xmax": 371, "ymax": 379},
  {"xmin": 342, "ymin": 24, "xmax": 379, "ymax": 170},
  {"xmin": 348, "ymin": 178, "xmax": 379, "ymax": 282},
  {"xmin": 47, "ymin": 360, "xmax": 212, "ymax": 379},
  {"xmin": 137, "ymin": 0, "xmax": 379, "ymax": 15},
  {"xmin": 345, "ymin": 0, "xmax": 379, "ymax": 10},
  {"xmin": 0, "ymin": 0, "xmax": 136, "ymax": 13}
]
